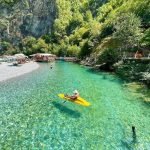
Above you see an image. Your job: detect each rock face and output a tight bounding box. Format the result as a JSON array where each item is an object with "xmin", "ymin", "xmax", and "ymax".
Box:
[
  {"xmin": 0, "ymin": 0, "xmax": 56, "ymax": 42},
  {"xmin": 20, "ymin": 0, "xmax": 56, "ymax": 37}
]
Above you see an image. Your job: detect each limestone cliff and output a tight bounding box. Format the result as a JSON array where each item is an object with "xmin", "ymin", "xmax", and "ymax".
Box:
[{"xmin": 0, "ymin": 0, "xmax": 56, "ymax": 43}]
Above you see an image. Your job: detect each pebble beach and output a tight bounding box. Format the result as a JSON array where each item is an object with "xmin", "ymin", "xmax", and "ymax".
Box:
[{"xmin": 0, "ymin": 61, "xmax": 39, "ymax": 82}]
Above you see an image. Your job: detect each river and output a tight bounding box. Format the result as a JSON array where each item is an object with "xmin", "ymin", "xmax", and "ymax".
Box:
[{"xmin": 0, "ymin": 61, "xmax": 149, "ymax": 149}]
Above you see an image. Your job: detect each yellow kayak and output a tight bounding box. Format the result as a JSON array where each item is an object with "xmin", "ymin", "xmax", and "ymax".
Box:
[{"xmin": 58, "ymin": 94, "xmax": 90, "ymax": 107}]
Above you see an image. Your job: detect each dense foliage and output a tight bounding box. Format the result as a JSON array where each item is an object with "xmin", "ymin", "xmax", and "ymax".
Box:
[
  {"xmin": 46, "ymin": 0, "xmax": 150, "ymax": 59},
  {"xmin": 1, "ymin": 0, "xmax": 150, "ymax": 61},
  {"xmin": 0, "ymin": 0, "xmax": 19, "ymax": 7}
]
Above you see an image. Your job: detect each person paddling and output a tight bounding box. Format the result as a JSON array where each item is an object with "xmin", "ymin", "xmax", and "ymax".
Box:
[{"xmin": 65, "ymin": 90, "xmax": 79, "ymax": 100}]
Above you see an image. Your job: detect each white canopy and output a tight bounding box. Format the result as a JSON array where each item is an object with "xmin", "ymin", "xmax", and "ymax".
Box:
[
  {"xmin": 31, "ymin": 53, "xmax": 56, "ymax": 57},
  {"xmin": 14, "ymin": 53, "xmax": 28, "ymax": 58}
]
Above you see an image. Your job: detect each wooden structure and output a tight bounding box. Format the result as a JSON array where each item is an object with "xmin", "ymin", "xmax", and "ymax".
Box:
[
  {"xmin": 32, "ymin": 53, "xmax": 56, "ymax": 62},
  {"xmin": 123, "ymin": 57, "xmax": 150, "ymax": 64}
]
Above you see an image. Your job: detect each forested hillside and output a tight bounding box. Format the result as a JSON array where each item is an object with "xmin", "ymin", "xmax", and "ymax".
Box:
[
  {"xmin": 0, "ymin": 0, "xmax": 150, "ymax": 59},
  {"xmin": 52, "ymin": 0, "xmax": 150, "ymax": 59}
]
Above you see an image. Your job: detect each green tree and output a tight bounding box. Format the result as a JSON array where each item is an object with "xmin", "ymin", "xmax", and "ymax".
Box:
[
  {"xmin": 32, "ymin": 38, "xmax": 49, "ymax": 53},
  {"xmin": 113, "ymin": 13, "xmax": 142, "ymax": 50},
  {"xmin": 98, "ymin": 48, "xmax": 120, "ymax": 66},
  {"xmin": 141, "ymin": 29, "xmax": 150, "ymax": 47},
  {"xmin": 79, "ymin": 40, "xmax": 93, "ymax": 58},
  {"xmin": 0, "ymin": 41, "xmax": 11, "ymax": 51},
  {"xmin": 54, "ymin": 0, "xmax": 72, "ymax": 40},
  {"xmin": 67, "ymin": 45, "xmax": 80, "ymax": 56}
]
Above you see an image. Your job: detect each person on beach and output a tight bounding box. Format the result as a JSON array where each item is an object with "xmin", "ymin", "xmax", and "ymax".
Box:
[{"xmin": 65, "ymin": 90, "xmax": 79, "ymax": 100}]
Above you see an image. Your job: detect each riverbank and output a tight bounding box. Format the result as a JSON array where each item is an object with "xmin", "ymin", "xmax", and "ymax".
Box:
[
  {"xmin": 0, "ymin": 61, "xmax": 39, "ymax": 82},
  {"xmin": 80, "ymin": 58, "xmax": 150, "ymax": 87}
]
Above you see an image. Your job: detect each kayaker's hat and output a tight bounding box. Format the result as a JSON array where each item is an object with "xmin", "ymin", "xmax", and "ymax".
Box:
[{"xmin": 74, "ymin": 90, "xmax": 78, "ymax": 94}]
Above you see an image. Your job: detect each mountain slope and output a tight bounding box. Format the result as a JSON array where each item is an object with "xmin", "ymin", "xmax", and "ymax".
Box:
[{"xmin": 0, "ymin": 0, "xmax": 56, "ymax": 42}]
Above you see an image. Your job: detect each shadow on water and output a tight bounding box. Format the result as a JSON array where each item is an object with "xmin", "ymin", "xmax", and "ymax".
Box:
[
  {"xmin": 121, "ymin": 137, "xmax": 138, "ymax": 150},
  {"xmin": 143, "ymin": 100, "xmax": 150, "ymax": 108},
  {"xmin": 86, "ymin": 68, "xmax": 124, "ymax": 85},
  {"xmin": 87, "ymin": 68, "xmax": 116, "ymax": 80},
  {"xmin": 52, "ymin": 101, "xmax": 81, "ymax": 118},
  {"xmin": 117, "ymin": 123, "xmax": 138, "ymax": 149},
  {"xmin": 87, "ymin": 67, "xmax": 113, "ymax": 76},
  {"xmin": 121, "ymin": 128, "xmax": 138, "ymax": 150}
]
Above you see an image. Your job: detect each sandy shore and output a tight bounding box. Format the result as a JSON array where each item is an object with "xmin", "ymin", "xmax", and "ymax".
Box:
[{"xmin": 0, "ymin": 61, "xmax": 39, "ymax": 82}]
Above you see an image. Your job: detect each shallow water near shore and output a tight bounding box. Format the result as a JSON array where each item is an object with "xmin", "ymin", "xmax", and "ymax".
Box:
[{"xmin": 0, "ymin": 61, "xmax": 150, "ymax": 149}]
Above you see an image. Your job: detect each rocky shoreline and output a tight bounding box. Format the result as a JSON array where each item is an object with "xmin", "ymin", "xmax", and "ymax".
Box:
[{"xmin": 80, "ymin": 58, "xmax": 150, "ymax": 87}]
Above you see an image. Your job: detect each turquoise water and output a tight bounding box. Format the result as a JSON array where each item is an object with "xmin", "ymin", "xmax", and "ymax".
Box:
[{"xmin": 0, "ymin": 61, "xmax": 150, "ymax": 150}]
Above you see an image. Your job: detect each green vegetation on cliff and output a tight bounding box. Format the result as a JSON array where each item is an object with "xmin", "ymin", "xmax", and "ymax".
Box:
[
  {"xmin": 1, "ymin": 0, "xmax": 150, "ymax": 59},
  {"xmin": 44, "ymin": 0, "xmax": 150, "ymax": 59}
]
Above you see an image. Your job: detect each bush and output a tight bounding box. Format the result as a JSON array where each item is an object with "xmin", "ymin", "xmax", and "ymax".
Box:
[
  {"xmin": 79, "ymin": 40, "xmax": 93, "ymax": 58},
  {"xmin": 98, "ymin": 48, "xmax": 120, "ymax": 65},
  {"xmin": 67, "ymin": 45, "xmax": 80, "ymax": 56}
]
